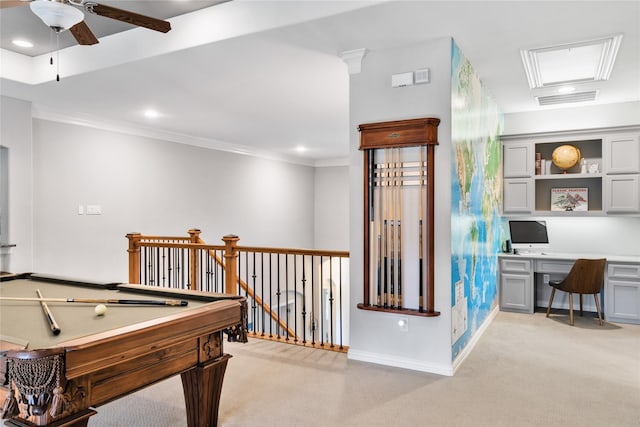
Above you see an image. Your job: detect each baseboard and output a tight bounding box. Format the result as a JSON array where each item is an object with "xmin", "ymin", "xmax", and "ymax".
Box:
[
  {"xmin": 451, "ymin": 306, "xmax": 499, "ymax": 375},
  {"xmin": 347, "ymin": 349, "xmax": 454, "ymax": 376},
  {"xmin": 347, "ymin": 306, "xmax": 500, "ymax": 377}
]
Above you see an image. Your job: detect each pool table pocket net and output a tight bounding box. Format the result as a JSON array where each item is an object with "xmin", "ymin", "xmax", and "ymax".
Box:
[{"xmin": 2, "ymin": 351, "xmax": 65, "ymax": 420}]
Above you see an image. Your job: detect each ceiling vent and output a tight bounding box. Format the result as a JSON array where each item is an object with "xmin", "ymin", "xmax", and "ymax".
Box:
[
  {"xmin": 521, "ymin": 35, "xmax": 623, "ymax": 89},
  {"xmin": 536, "ymin": 90, "xmax": 598, "ymax": 106}
]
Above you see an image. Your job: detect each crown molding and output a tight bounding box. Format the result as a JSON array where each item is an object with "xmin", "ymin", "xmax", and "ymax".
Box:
[
  {"xmin": 31, "ymin": 104, "xmax": 318, "ymax": 167},
  {"xmin": 340, "ymin": 48, "xmax": 368, "ymax": 75}
]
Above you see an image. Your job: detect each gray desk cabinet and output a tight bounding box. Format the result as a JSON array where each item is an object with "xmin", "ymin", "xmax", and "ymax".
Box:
[
  {"xmin": 605, "ymin": 263, "xmax": 640, "ymax": 324},
  {"xmin": 499, "ymin": 258, "xmax": 533, "ymax": 313},
  {"xmin": 499, "ymin": 254, "xmax": 640, "ymax": 324}
]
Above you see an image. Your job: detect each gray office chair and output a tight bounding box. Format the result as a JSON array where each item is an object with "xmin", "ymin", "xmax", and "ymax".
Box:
[{"xmin": 546, "ymin": 258, "xmax": 606, "ymax": 326}]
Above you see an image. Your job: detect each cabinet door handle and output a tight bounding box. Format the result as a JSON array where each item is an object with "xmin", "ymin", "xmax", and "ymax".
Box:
[
  {"xmin": 0, "ymin": 244, "xmax": 16, "ymax": 248},
  {"xmin": 388, "ymin": 133, "xmax": 400, "ymax": 138}
]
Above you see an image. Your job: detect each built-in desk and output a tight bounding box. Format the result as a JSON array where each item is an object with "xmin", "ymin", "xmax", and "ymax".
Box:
[{"xmin": 498, "ymin": 253, "xmax": 640, "ymax": 324}]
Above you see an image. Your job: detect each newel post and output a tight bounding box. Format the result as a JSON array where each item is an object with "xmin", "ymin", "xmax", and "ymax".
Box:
[
  {"xmin": 126, "ymin": 232, "xmax": 142, "ymax": 284},
  {"xmin": 222, "ymin": 235, "xmax": 240, "ymax": 295},
  {"xmin": 188, "ymin": 229, "xmax": 201, "ymax": 291}
]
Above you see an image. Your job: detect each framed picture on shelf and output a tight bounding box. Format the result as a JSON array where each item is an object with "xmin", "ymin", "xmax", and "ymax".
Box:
[{"xmin": 551, "ymin": 187, "xmax": 588, "ymax": 211}]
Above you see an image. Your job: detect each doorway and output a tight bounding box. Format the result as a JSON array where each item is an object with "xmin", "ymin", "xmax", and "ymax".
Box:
[{"xmin": 0, "ymin": 146, "xmax": 9, "ymax": 272}]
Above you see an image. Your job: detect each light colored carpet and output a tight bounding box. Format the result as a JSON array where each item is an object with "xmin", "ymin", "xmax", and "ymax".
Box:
[{"xmin": 92, "ymin": 311, "xmax": 640, "ymax": 426}]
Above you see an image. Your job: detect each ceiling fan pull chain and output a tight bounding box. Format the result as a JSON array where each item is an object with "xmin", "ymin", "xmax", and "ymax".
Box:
[
  {"xmin": 49, "ymin": 28, "xmax": 54, "ymax": 66},
  {"xmin": 56, "ymin": 32, "xmax": 60, "ymax": 82}
]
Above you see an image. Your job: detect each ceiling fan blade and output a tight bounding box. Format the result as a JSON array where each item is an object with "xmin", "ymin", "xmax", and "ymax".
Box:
[
  {"xmin": 0, "ymin": 0, "xmax": 30, "ymax": 9},
  {"xmin": 70, "ymin": 21, "xmax": 99, "ymax": 45},
  {"xmin": 89, "ymin": 3, "xmax": 171, "ymax": 33}
]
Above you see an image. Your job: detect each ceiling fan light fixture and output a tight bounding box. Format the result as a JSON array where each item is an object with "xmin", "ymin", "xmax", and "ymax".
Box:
[{"xmin": 30, "ymin": 0, "xmax": 84, "ymax": 31}]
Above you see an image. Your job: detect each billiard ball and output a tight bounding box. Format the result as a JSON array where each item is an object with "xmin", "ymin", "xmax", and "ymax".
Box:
[{"xmin": 95, "ymin": 304, "xmax": 107, "ymax": 316}]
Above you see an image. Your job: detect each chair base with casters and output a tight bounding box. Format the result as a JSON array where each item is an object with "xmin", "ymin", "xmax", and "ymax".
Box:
[{"xmin": 545, "ymin": 258, "xmax": 606, "ymax": 326}]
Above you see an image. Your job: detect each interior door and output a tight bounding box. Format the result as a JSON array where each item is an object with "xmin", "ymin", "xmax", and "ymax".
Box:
[{"xmin": 0, "ymin": 146, "xmax": 10, "ymax": 272}]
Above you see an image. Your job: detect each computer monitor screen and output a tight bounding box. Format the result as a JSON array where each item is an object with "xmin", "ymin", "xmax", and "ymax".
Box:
[{"xmin": 508, "ymin": 220, "xmax": 549, "ymax": 252}]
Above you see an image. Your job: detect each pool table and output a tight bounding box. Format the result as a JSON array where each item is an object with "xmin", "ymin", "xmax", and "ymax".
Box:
[{"xmin": 0, "ymin": 273, "xmax": 247, "ymax": 427}]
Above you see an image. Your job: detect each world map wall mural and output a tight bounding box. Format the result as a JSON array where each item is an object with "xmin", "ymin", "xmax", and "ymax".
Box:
[{"xmin": 450, "ymin": 40, "xmax": 504, "ymax": 360}]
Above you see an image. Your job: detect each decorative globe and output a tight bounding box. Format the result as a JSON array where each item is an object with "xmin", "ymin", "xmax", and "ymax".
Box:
[{"xmin": 551, "ymin": 145, "xmax": 581, "ymax": 171}]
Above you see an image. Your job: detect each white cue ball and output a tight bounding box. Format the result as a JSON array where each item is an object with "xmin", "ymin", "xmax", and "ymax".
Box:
[{"xmin": 95, "ymin": 304, "xmax": 107, "ymax": 316}]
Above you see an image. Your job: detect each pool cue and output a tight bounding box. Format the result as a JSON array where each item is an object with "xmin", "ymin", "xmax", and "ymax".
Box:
[
  {"xmin": 369, "ymin": 150, "xmax": 376, "ymax": 307},
  {"xmin": 382, "ymin": 149, "xmax": 389, "ymax": 308},
  {"xmin": 389, "ymin": 149, "xmax": 395, "ymax": 308},
  {"xmin": 396, "ymin": 148, "xmax": 403, "ymax": 309},
  {"xmin": 0, "ymin": 297, "xmax": 189, "ymax": 306},
  {"xmin": 376, "ymin": 151, "xmax": 384, "ymax": 307},
  {"xmin": 36, "ymin": 289, "xmax": 61, "ymax": 336},
  {"xmin": 418, "ymin": 145, "xmax": 425, "ymax": 313},
  {"xmin": 376, "ymin": 234, "xmax": 382, "ymax": 306}
]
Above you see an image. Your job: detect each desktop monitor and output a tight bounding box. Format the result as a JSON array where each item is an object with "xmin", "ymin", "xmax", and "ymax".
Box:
[{"xmin": 508, "ymin": 220, "xmax": 550, "ymax": 253}]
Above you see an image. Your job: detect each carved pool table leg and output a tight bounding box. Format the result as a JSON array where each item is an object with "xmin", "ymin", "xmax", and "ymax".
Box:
[{"xmin": 180, "ymin": 354, "xmax": 232, "ymax": 427}]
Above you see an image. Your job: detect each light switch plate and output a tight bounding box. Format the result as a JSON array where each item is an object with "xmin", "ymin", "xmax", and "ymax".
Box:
[{"xmin": 86, "ymin": 205, "xmax": 102, "ymax": 215}]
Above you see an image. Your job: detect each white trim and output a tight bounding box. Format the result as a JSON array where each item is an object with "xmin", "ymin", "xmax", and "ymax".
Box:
[
  {"xmin": 520, "ymin": 34, "xmax": 623, "ymax": 89},
  {"xmin": 347, "ymin": 349, "xmax": 454, "ymax": 377},
  {"xmin": 31, "ymin": 104, "xmax": 319, "ymax": 166},
  {"xmin": 451, "ymin": 306, "xmax": 499, "ymax": 375},
  {"xmin": 340, "ymin": 48, "xmax": 368, "ymax": 75},
  {"xmin": 501, "ymin": 124, "xmax": 640, "ymax": 141}
]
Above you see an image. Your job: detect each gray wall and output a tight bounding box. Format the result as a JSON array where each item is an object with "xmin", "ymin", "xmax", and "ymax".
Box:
[
  {"xmin": 314, "ymin": 166, "xmax": 349, "ymax": 250},
  {"xmin": 348, "ymin": 38, "xmax": 454, "ymax": 374},
  {"xmin": 26, "ymin": 117, "xmax": 333, "ymax": 282},
  {"xmin": 0, "ymin": 96, "xmax": 33, "ymax": 274}
]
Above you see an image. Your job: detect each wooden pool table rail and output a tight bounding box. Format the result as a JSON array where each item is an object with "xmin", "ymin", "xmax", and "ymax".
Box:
[{"xmin": 0, "ymin": 274, "xmax": 247, "ymax": 427}]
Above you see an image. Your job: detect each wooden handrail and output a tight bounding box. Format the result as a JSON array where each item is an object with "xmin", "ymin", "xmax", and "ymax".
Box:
[
  {"xmin": 235, "ymin": 246, "xmax": 349, "ymax": 257},
  {"xmin": 126, "ymin": 231, "xmax": 300, "ymax": 339},
  {"xmin": 126, "ymin": 230, "xmax": 350, "ymax": 351}
]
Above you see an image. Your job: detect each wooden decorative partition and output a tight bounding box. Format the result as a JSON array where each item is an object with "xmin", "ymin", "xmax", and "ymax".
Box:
[{"xmin": 357, "ymin": 118, "xmax": 440, "ymax": 317}]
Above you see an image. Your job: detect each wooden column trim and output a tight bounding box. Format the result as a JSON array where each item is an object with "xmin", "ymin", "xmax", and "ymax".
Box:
[
  {"xmin": 126, "ymin": 232, "xmax": 141, "ymax": 284},
  {"xmin": 188, "ymin": 229, "xmax": 201, "ymax": 290},
  {"xmin": 222, "ymin": 235, "xmax": 240, "ymax": 295}
]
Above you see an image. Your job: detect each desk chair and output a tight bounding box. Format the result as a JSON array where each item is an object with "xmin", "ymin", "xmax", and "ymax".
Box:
[{"xmin": 546, "ymin": 258, "xmax": 606, "ymax": 326}]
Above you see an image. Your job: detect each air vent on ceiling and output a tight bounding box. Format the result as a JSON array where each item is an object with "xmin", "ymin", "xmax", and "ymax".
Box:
[
  {"xmin": 521, "ymin": 35, "xmax": 623, "ymax": 89},
  {"xmin": 536, "ymin": 90, "xmax": 598, "ymax": 106}
]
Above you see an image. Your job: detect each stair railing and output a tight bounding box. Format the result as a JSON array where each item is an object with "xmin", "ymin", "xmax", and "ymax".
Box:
[{"xmin": 127, "ymin": 229, "xmax": 350, "ymax": 352}]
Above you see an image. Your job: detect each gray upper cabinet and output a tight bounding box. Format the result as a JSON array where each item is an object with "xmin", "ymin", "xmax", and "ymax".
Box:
[
  {"xmin": 502, "ymin": 126, "xmax": 640, "ymax": 216},
  {"xmin": 603, "ymin": 134, "xmax": 640, "ymax": 174},
  {"xmin": 503, "ymin": 142, "xmax": 534, "ymax": 178}
]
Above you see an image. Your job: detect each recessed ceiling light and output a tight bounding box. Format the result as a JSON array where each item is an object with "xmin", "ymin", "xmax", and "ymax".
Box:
[
  {"xmin": 557, "ymin": 86, "xmax": 576, "ymax": 94},
  {"xmin": 521, "ymin": 34, "xmax": 623, "ymax": 89},
  {"xmin": 295, "ymin": 146, "xmax": 307, "ymax": 153},
  {"xmin": 12, "ymin": 39, "xmax": 34, "ymax": 48},
  {"xmin": 144, "ymin": 109, "xmax": 160, "ymax": 119}
]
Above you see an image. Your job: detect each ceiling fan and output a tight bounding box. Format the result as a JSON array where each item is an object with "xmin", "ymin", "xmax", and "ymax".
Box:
[{"xmin": 0, "ymin": 0, "xmax": 171, "ymax": 45}]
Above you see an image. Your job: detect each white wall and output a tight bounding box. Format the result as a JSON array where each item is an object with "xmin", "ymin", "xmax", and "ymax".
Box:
[
  {"xmin": 348, "ymin": 38, "xmax": 454, "ymax": 375},
  {"xmin": 314, "ymin": 166, "xmax": 349, "ymax": 250},
  {"xmin": 503, "ymin": 101, "xmax": 640, "ymax": 135},
  {"xmin": 531, "ymin": 216, "xmax": 640, "ymax": 256},
  {"xmin": 0, "ymin": 96, "xmax": 33, "ymax": 273},
  {"xmin": 30, "ymin": 119, "xmax": 318, "ymax": 282}
]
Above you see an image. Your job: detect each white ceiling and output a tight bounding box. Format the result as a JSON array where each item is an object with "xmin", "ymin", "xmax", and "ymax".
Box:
[{"xmin": 1, "ymin": 1, "xmax": 639, "ymax": 165}]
